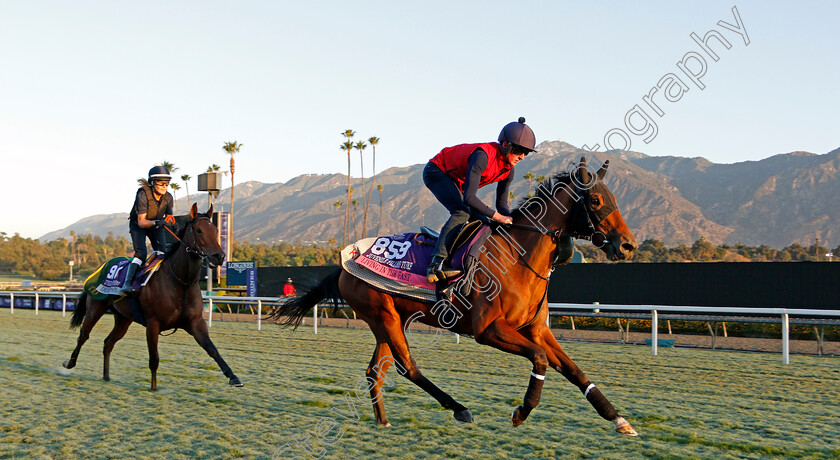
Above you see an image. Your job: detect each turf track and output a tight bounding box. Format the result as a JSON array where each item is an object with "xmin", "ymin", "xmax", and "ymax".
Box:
[{"xmin": 1, "ymin": 310, "xmax": 839, "ymax": 459}]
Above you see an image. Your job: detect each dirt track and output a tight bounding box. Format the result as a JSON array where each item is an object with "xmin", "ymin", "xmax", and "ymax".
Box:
[{"xmin": 208, "ymin": 311, "xmax": 839, "ymax": 357}]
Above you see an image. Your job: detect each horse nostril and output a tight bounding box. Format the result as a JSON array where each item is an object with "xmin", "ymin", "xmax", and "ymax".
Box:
[{"xmin": 620, "ymin": 242, "xmax": 636, "ymax": 254}]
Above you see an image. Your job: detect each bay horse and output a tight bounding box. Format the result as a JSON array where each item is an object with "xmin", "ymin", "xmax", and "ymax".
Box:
[
  {"xmin": 63, "ymin": 203, "xmax": 243, "ymax": 390},
  {"xmin": 271, "ymin": 157, "xmax": 639, "ymax": 435}
]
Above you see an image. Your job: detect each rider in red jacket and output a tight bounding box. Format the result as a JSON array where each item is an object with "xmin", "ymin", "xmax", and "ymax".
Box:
[{"xmin": 424, "ymin": 117, "xmax": 536, "ymax": 282}]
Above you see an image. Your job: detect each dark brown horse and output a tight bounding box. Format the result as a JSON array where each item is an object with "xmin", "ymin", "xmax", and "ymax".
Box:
[
  {"xmin": 63, "ymin": 203, "xmax": 243, "ymax": 390},
  {"xmin": 271, "ymin": 157, "xmax": 639, "ymax": 435}
]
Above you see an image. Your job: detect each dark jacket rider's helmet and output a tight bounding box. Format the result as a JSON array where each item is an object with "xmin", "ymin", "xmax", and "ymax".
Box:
[
  {"xmin": 148, "ymin": 165, "xmax": 172, "ymax": 184},
  {"xmin": 498, "ymin": 117, "xmax": 536, "ymax": 153}
]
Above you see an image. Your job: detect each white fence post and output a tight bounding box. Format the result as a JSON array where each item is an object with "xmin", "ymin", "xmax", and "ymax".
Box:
[
  {"xmin": 10, "ymin": 293, "xmax": 13, "ymax": 314},
  {"xmin": 313, "ymin": 304, "xmax": 318, "ymax": 335},
  {"xmin": 35, "ymin": 293, "xmax": 39, "ymax": 316},
  {"xmin": 782, "ymin": 313, "xmax": 790, "ymax": 365},
  {"xmin": 62, "ymin": 293, "xmax": 67, "ymax": 317},
  {"xmin": 257, "ymin": 300, "xmax": 262, "ymax": 331},
  {"xmin": 651, "ymin": 309, "xmax": 658, "ymax": 356},
  {"xmin": 208, "ymin": 298, "xmax": 213, "ymax": 327}
]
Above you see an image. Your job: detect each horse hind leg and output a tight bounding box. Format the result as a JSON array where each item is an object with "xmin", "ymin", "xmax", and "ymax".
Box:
[
  {"xmin": 365, "ymin": 341, "xmax": 395, "ymax": 427},
  {"xmin": 535, "ymin": 326, "xmax": 638, "ymax": 436},
  {"xmin": 63, "ymin": 298, "xmax": 109, "ymax": 369},
  {"xmin": 374, "ymin": 317, "xmax": 473, "ymax": 424},
  {"xmin": 102, "ymin": 313, "xmax": 132, "ymax": 381}
]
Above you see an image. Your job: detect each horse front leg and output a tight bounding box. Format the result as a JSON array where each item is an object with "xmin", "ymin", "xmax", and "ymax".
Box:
[
  {"xmin": 474, "ymin": 318, "xmax": 549, "ymax": 427},
  {"xmin": 146, "ymin": 321, "xmax": 161, "ymax": 391},
  {"xmin": 188, "ymin": 319, "xmax": 243, "ymax": 387},
  {"xmin": 534, "ymin": 326, "xmax": 637, "ymax": 436}
]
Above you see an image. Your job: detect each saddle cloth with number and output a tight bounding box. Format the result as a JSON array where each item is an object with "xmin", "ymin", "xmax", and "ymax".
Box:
[
  {"xmin": 83, "ymin": 254, "xmax": 166, "ymax": 299},
  {"xmin": 341, "ymin": 226, "xmax": 491, "ymax": 301}
]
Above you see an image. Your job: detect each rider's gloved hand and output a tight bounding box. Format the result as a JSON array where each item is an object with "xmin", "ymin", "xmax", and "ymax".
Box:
[
  {"xmin": 153, "ymin": 220, "xmax": 164, "ymax": 229},
  {"xmin": 492, "ymin": 211, "xmax": 513, "ymax": 225}
]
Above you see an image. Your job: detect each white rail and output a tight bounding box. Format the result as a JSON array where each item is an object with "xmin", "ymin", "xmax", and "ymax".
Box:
[
  {"xmin": 548, "ymin": 302, "xmax": 840, "ymax": 364},
  {"xmin": 3, "ymin": 292, "xmax": 838, "ymax": 364}
]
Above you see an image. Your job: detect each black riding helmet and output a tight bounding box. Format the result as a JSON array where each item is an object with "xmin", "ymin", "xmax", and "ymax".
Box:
[
  {"xmin": 148, "ymin": 165, "xmax": 172, "ymax": 184},
  {"xmin": 498, "ymin": 117, "xmax": 536, "ymax": 153}
]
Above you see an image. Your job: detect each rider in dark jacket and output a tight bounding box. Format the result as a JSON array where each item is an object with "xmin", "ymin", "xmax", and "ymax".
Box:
[
  {"xmin": 424, "ymin": 117, "xmax": 536, "ymax": 282},
  {"xmin": 121, "ymin": 165, "xmax": 176, "ymax": 292}
]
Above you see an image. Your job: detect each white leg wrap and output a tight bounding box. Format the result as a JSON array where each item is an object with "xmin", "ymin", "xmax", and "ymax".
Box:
[
  {"xmin": 530, "ymin": 372, "xmax": 545, "ymax": 381},
  {"xmin": 584, "ymin": 383, "xmax": 596, "ymax": 397}
]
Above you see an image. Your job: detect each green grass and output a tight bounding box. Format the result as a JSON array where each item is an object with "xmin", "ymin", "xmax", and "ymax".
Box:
[{"xmin": 1, "ymin": 309, "xmax": 839, "ymax": 459}]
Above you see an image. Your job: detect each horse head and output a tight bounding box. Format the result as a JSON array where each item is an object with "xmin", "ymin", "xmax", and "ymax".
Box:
[
  {"xmin": 185, "ymin": 203, "xmax": 226, "ymax": 267},
  {"xmin": 570, "ymin": 157, "xmax": 636, "ymax": 261}
]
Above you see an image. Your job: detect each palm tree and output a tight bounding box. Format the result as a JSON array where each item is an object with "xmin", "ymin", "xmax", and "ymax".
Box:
[
  {"xmin": 351, "ymin": 199, "xmax": 360, "ymax": 240},
  {"xmin": 162, "ymin": 161, "xmax": 179, "ymax": 176},
  {"xmin": 354, "ymin": 140, "xmax": 368, "ymax": 237},
  {"xmin": 377, "ymin": 184, "xmax": 384, "ymax": 234},
  {"xmin": 524, "ymin": 172, "xmax": 536, "ymax": 197},
  {"xmin": 366, "ymin": 137, "xmax": 380, "ymax": 235},
  {"xmin": 170, "ymin": 183, "xmax": 181, "ymax": 213},
  {"xmin": 340, "ymin": 134, "xmax": 354, "ymax": 246},
  {"xmin": 181, "ymin": 174, "xmax": 192, "ymax": 205},
  {"xmin": 333, "ymin": 201, "xmax": 344, "ymax": 244},
  {"xmin": 222, "ymin": 141, "xmax": 243, "ymax": 247},
  {"xmin": 206, "ymin": 164, "xmax": 222, "ymax": 172},
  {"xmin": 508, "ymin": 191, "xmax": 516, "ymax": 207}
]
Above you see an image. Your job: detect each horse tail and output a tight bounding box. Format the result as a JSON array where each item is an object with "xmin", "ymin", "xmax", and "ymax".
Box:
[
  {"xmin": 268, "ymin": 269, "xmax": 343, "ymax": 329},
  {"xmin": 70, "ymin": 292, "xmax": 88, "ymax": 329}
]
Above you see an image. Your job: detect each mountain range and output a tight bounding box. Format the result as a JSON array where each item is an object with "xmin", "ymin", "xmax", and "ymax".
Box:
[{"xmin": 41, "ymin": 141, "xmax": 840, "ymax": 248}]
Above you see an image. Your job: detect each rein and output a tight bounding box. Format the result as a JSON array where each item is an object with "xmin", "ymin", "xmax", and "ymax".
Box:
[
  {"xmin": 492, "ymin": 181, "xmax": 607, "ymax": 277},
  {"xmin": 161, "ymin": 217, "xmax": 212, "ymax": 287}
]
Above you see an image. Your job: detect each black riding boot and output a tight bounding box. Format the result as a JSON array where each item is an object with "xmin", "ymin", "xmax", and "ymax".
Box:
[{"xmin": 119, "ymin": 262, "xmax": 140, "ymax": 294}]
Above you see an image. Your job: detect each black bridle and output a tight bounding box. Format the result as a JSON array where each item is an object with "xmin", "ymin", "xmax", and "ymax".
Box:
[
  {"xmin": 161, "ymin": 216, "xmax": 215, "ymax": 287},
  {"xmin": 495, "ymin": 176, "xmax": 615, "ymax": 278}
]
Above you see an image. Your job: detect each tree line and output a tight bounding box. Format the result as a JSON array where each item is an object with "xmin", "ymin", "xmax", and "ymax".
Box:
[
  {"xmin": 576, "ymin": 237, "xmax": 839, "ymax": 263},
  {"xmin": 0, "ymin": 232, "xmax": 342, "ymax": 281},
  {"xmin": 2, "ymin": 230, "xmax": 837, "ymax": 281}
]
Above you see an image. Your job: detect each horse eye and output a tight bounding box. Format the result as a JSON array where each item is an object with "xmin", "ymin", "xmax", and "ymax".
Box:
[{"xmin": 196, "ymin": 229, "xmax": 203, "ymax": 234}]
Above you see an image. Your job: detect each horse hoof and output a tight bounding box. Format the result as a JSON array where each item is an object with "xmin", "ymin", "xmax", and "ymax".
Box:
[
  {"xmin": 230, "ymin": 377, "xmax": 244, "ymax": 387},
  {"xmin": 454, "ymin": 409, "xmax": 474, "ymax": 423},
  {"xmin": 103, "ymin": 376, "xmax": 110, "ymax": 382},
  {"xmin": 62, "ymin": 360, "xmax": 73, "ymax": 369},
  {"xmin": 614, "ymin": 417, "xmax": 638, "ymax": 436},
  {"xmin": 511, "ymin": 406, "xmax": 526, "ymax": 427},
  {"xmin": 377, "ymin": 422, "xmax": 392, "ymax": 428}
]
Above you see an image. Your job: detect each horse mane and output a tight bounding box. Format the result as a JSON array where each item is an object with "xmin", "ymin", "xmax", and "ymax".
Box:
[{"xmin": 510, "ymin": 171, "xmax": 572, "ymax": 221}]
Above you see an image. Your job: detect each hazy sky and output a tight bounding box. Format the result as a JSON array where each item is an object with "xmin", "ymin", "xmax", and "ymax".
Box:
[{"xmin": 1, "ymin": 1, "xmax": 837, "ymax": 239}]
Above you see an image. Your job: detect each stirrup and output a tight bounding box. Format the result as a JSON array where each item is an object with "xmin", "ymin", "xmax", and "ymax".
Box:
[
  {"xmin": 426, "ymin": 258, "xmax": 446, "ymax": 283},
  {"xmin": 435, "ymin": 265, "xmax": 463, "ymax": 282},
  {"xmin": 427, "ymin": 258, "xmax": 461, "ymax": 283}
]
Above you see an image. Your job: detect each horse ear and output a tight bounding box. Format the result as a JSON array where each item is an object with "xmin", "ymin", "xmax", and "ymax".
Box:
[
  {"xmin": 579, "ymin": 156, "xmax": 591, "ymax": 183},
  {"xmin": 597, "ymin": 160, "xmax": 610, "ymax": 179},
  {"xmin": 206, "ymin": 203, "xmax": 214, "ymax": 217},
  {"xmin": 190, "ymin": 203, "xmax": 198, "ymax": 219}
]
